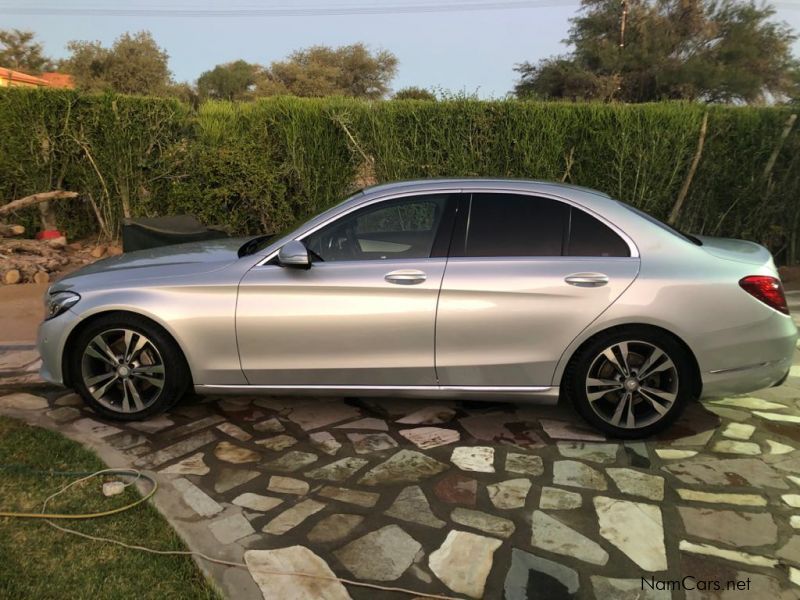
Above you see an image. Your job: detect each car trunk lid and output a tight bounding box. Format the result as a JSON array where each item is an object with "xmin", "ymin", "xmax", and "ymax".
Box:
[{"xmin": 695, "ymin": 235, "xmax": 776, "ymax": 269}]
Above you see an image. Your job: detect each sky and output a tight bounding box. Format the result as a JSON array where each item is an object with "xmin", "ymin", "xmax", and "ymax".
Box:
[{"xmin": 2, "ymin": 0, "xmax": 800, "ymax": 98}]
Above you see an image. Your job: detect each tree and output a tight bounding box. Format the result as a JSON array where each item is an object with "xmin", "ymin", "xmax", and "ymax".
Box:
[
  {"xmin": 197, "ymin": 60, "xmax": 262, "ymax": 100},
  {"xmin": 62, "ymin": 31, "xmax": 172, "ymax": 95},
  {"xmin": 514, "ymin": 0, "xmax": 800, "ymax": 103},
  {"xmin": 393, "ymin": 86, "xmax": 437, "ymax": 101},
  {"xmin": 0, "ymin": 29, "xmax": 52, "ymax": 73},
  {"xmin": 265, "ymin": 43, "xmax": 398, "ymax": 99}
]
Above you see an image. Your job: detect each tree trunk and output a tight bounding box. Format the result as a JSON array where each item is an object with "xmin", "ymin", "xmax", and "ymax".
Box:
[
  {"xmin": 0, "ymin": 191, "xmax": 78, "ymax": 217},
  {"xmin": 668, "ymin": 112, "xmax": 709, "ymax": 226}
]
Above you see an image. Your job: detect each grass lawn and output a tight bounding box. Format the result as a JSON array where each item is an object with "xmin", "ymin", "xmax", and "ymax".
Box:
[{"xmin": 0, "ymin": 416, "xmax": 222, "ymax": 600}]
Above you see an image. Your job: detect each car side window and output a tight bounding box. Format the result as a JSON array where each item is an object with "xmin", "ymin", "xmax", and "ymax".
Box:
[
  {"xmin": 305, "ymin": 194, "xmax": 450, "ymax": 262},
  {"xmin": 460, "ymin": 193, "xmax": 568, "ymax": 257},
  {"xmin": 567, "ymin": 207, "xmax": 631, "ymax": 257}
]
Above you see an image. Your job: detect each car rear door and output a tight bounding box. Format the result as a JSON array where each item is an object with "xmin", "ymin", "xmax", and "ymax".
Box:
[
  {"xmin": 236, "ymin": 191, "xmax": 459, "ymax": 387},
  {"xmin": 435, "ymin": 191, "xmax": 640, "ymax": 387}
]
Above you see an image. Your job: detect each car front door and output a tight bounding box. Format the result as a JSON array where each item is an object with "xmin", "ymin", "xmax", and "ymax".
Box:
[
  {"xmin": 236, "ymin": 192, "xmax": 459, "ymax": 387},
  {"xmin": 435, "ymin": 191, "xmax": 640, "ymax": 387}
]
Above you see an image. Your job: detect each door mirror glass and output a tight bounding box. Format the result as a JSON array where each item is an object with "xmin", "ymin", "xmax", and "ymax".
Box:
[{"xmin": 278, "ymin": 240, "xmax": 311, "ymax": 269}]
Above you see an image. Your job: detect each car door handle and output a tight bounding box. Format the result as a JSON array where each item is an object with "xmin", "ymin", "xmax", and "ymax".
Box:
[
  {"xmin": 385, "ymin": 270, "xmax": 427, "ymax": 285},
  {"xmin": 565, "ymin": 272, "xmax": 609, "ymax": 287}
]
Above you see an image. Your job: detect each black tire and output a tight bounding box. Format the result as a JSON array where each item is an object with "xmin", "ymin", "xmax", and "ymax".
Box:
[
  {"xmin": 563, "ymin": 327, "xmax": 694, "ymax": 439},
  {"xmin": 68, "ymin": 313, "xmax": 190, "ymax": 421}
]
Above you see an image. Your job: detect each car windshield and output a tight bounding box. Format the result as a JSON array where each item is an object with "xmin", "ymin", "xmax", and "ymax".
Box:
[
  {"xmin": 621, "ymin": 203, "xmax": 703, "ymax": 246},
  {"xmin": 238, "ymin": 190, "xmax": 366, "ymax": 257}
]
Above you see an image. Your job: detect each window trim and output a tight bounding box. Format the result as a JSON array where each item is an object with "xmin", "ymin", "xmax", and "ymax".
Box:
[
  {"xmin": 451, "ymin": 189, "xmax": 639, "ymax": 259},
  {"xmin": 257, "ymin": 188, "xmax": 462, "ymax": 266}
]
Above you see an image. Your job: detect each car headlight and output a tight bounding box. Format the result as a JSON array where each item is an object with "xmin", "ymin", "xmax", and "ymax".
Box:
[{"xmin": 45, "ymin": 291, "xmax": 81, "ymax": 321}]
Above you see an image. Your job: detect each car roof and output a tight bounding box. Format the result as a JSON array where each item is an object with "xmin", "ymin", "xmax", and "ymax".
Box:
[{"xmin": 360, "ymin": 178, "xmax": 614, "ymax": 206}]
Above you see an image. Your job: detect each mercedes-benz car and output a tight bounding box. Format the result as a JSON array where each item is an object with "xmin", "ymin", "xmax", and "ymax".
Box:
[{"xmin": 37, "ymin": 179, "xmax": 797, "ymax": 437}]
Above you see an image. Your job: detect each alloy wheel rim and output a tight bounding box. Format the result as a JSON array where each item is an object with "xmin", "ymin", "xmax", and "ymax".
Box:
[
  {"xmin": 80, "ymin": 328, "xmax": 165, "ymax": 414},
  {"xmin": 585, "ymin": 340, "xmax": 679, "ymax": 430}
]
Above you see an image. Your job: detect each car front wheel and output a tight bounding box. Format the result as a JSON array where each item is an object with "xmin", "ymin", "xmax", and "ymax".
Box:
[
  {"xmin": 564, "ymin": 328, "xmax": 693, "ymax": 438},
  {"xmin": 69, "ymin": 315, "xmax": 189, "ymax": 420}
]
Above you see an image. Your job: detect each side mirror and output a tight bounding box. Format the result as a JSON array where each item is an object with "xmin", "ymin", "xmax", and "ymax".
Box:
[{"xmin": 278, "ymin": 240, "xmax": 311, "ymax": 269}]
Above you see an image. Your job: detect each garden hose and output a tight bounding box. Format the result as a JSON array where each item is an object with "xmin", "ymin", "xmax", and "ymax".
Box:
[{"xmin": 0, "ymin": 465, "xmax": 157, "ymax": 519}]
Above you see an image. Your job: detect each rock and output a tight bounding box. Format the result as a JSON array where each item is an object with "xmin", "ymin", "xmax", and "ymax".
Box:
[
  {"xmin": 791, "ymin": 516, "xmax": 800, "ymax": 529},
  {"xmin": 506, "ymin": 452, "xmax": 544, "ymax": 476},
  {"xmin": 539, "ymin": 486, "xmax": 582, "ymax": 510},
  {"xmin": 263, "ymin": 499, "xmax": 326, "ymax": 535},
  {"xmin": 754, "ymin": 411, "xmax": 800, "ymax": 423},
  {"xmin": 214, "ymin": 441, "xmax": 260, "ymax": 464},
  {"xmin": 678, "ymin": 540, "xmax": 777, "ymax": 568},
  {"xmin": 265, "ymin": 451, "xmax": 318, "ymax": 472},
  {"xmin": 451, "ymin": 446, "xmax": 495, "ymax": 472},
  {"xmin": 309, "ymin": 431, "xmax": 341, "ymax": 455},
  {"xmin": 318, "ymin": 486, "xmax": 379, "ymax": 508},
  {"xmin": 128, "ymin": 414, "xmax": 174, "ymax": 434},
  {"xmin": 335, "ymin": 417, "xmax": 388, "ymax": 431},
  {"xmin": 268, "ymin": 476, "xmax": 310, "ymax": 496},
  {"xmin": 711, "ymin": 440, "xmax": 761, "ymax": 455},
  {"xmin": 540, "ymin": 419, "xmax": 605, "ymax": 441},
  {"xmin": 553, "ymin": 460, "xmax": 607, "ymax": 490},
  {"xmin": 397, "ymin": 405, "xmax": 456, "ymax": 425},
  {"xmin": 253, "ymin": 418, "xmax": 285, "ymax": 433},
  {"xmin": 678, "ymin": 506, "xmax": 777, "ymax": 547},
  {"xmin": 233, "ymin": 493, "xmax": 283, "ymax": 512},
  {"xmin": 782, "ymin": 494, "xmax": 800, "ymax": 508},
  {"xmin": 722, "ymin": 423, "xmax": 756, "ymax": 440},
  {"xmin": 256, "ymin": 434, "xmax": 298, "ymax": 451},
  {"xmin": 54, "ymin": 392, "xmax": 82, "ymax": 407},
  {"xmin": 591, "ymin": 576, "xmax": 671, "ymax": 600},
  {"xmin": 358, "ymin": 450, "xmax": 448, "ymax": 486},
  {"xmin": 664, "ymin": 457, "xmax": 788, "ymax": 489},
  {"xmin": 487, "ymin": 478, "xmax": 531, "ymax": 509},
  {"xmin": 595, "ymin": 497, "xmax": 666, "ymax": 571},
  {"xmin": 167, "ymin": 414, "xmax": 225, "ymax": 438},
  {"xmin": 217, "ymin": 398, "xmax": 253, "ymax": 412},
  {"xmin": 385, "ymin": 485, "xmax": 445, "ymax": 528},
  {"xmin": 459, "ymin": 413, "xmax": 544, "ymax": 447},
  {"xmin": 172, "ymin": 477, "xmax": 222, "ymax": 517},
  {"xmin": 557, "ymin": 441, "xmax": 618, "ymax": 463},
  {"xmin": 710, "ymin": 397, "xmax": 786, "ymax": 410},
  {"xmin": 655, "ymin": 449, "xmax": 697, "ymax": 459},
  {"xmin": 3, "ymin": 269, "xmax": 21, "ymax": 284},
  {"xmin": 429, "ymin": 530, "xmax": 502, "ymax": 598},
  {"xmin": 160, "ymin": 452, "xmax": 210, "ymax": 475},
  {"xmin": 45, "ymin": 406, "xmax": 80, "ymax": 423},
  {"xmin": 670, "ymin": 429, "xmax": 714, "ymax": 447},
  {"xmin": 137, "ymin": 429, "xmax": 216, "ymax": 468},
  {"xmin": 214, "ymin": 468, "xmax": 260, "ymax": 494},
  {"xmin": 307, "ymin": 513, "xmax": 364, "ymax": 543},
  {"xmin": 607, "ymin": 468, "xmax": 664, "ymax": 501},
  {"xmin": 106, "ymin": 245, "xmax": 123, "ymax": 256},
  {"xmin": 505, "ymin": 549, "xmax": 580, "ymax": 599},
  {"xmin": 209, "ymin": 513, "xmax": 255, "ymax": 544},
  {"xmin": 767, "ymin": 440, "xmax": 795, "ymax": 454},
  {"xmin": 305, "ymin": 457, "xmax": 369, "ymax": 482},
  {"xmin": 531, "ymin": 510, "xmax": 609, "ymax": 565},
  {"xmin": 334, "ymin": 525, "xmax": 421, "ymax": 581},
  {"xmin": 433, "ymin": 473, "xmax": 477, "ymax": 505},
  {"xmin": 777, "ymin": 536, "xmax": 800, "ymax": 565},
  {"xmin": 33, "ymin": 270, "xmax": 49, "ymax": 284},
  {"xmin": 676, "ymin": 489, "xmax": 767, "ymax": 506},
  {"xmin": 245, "ymin": 546, "xmax": 350, "ymax": 600},
  {"xmin": 90, "ymin": 245, "xmax": 106, "ymax": 258},
  {"xmin": 451, "ymin": 507, "xmax": 515, "ymax": 538},
  {"xmin": 106, "ymin": 431, "xmax": 148, "ymax": 452},
  {"xmin": 0, "ymin": 392, "xmax": 48, "ymax": 411},
  {"xmin": 347, "ymin": 432, "xmax": 397, "ymax": 454},
  {"xmin": 288, "ymin": 402, "xmax": 362, "ymax": 431},
  {"xmin": 217, "ymin": 422, "xmax": 253, "ymax": 441},
  {"xmin": 398, "ymin": 427, "xmax": 459, "ymax": 449}
]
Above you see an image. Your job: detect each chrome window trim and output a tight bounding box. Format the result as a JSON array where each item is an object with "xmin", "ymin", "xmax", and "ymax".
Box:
[{"xmin": 256, "ymin": 184, "xmax": 640, "ymax": 266}]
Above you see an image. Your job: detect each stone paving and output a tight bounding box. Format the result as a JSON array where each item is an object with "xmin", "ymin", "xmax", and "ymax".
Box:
[{"xmin": 3, "ymin": 308, "xmax": 800, "ymax": 598}]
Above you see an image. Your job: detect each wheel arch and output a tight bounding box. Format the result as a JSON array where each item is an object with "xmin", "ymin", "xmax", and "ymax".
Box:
[
  {"xmin": 557, "ymin": 323, "xmax": 702, "ymax": 399},
  {"xmin": 61, "ymin": 309, "xmax": 193, "ymax": 389}
]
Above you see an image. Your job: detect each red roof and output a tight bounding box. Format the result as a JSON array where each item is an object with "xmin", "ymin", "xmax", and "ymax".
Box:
[
  {"xmin": 0, "ymin": 67, "xmax": 49, "ymax": 86},
  {"xmin": 40, "ymin": 72, "xmax": 75, "ymax": 89}
]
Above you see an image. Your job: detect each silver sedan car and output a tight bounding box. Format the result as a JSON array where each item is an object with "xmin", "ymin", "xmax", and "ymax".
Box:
[{"xmin": 37, "ymin": 179, "xmax": 797, "ymax": 437}]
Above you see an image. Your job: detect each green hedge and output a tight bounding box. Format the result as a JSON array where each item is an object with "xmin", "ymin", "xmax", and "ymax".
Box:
[{"xmin": 1, "ymin": 89, "xmax": 798, "ymax": 262}]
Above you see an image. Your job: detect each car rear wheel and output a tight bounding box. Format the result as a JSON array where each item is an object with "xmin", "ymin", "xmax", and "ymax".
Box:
[
  {"xmin": 69, "ymin": 315, "xmax": 189, "ymax": 421},
  {"xmin": 564, "ymin": 328, "xmax": 693, "ymax": 438}
]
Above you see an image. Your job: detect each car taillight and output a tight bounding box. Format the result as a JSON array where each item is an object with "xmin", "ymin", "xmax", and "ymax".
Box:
[{"xmin": 739, "ymin": 275, "xmax": 789, "ymax": 315}]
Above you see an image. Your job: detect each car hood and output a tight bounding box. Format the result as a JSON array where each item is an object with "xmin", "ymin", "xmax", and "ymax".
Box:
[{"xmin": 54, "ymin": 237, "xmax": 250, "ymax": 288}]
